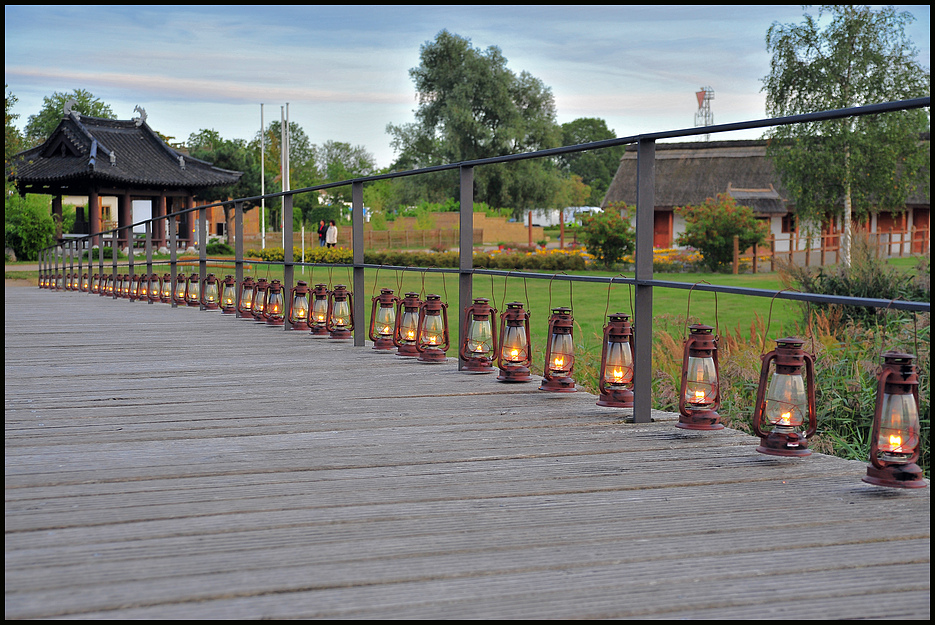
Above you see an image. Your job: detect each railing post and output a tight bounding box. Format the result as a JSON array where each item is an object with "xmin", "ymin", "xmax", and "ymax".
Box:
[
  {"xmin": 352, "ymin": 181, "xmax": 365, "ymax": 346},
  {"xmin": 127, "ymin": 223, "xmax": 134, "ymax": 295},
  {"xmin": 169, "ymin": 211, "xmax": 178, "ymax": 308},
  {"xmin": 110, "ymin": 232, "xmax": 118, "ymax": 299},
  {"xmin": 282, "ymin": 193, "xmax": 294, "ymax": 330},
  {"xmin": 145, "ymin": 220, "xmax": 153, "ymax": 300},
  {"xmin": 199, "ymin": 205, "xmax": 207, "ymax": 310},
  {"xmin": 633, "ymin": 138, "xmax": 655, "ymax": 424},
  {"xmin": 234, "ymin": 201, "xmax": 244, "ymax": 318},
  {"xmin": 459, "ymin": 165, "xmax": 474, "ymax": 371}
]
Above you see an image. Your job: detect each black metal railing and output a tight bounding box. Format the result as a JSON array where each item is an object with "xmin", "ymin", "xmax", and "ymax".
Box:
[{"xmin": 39, "ymin": 97, "xmax": 931, "ymax": 423}]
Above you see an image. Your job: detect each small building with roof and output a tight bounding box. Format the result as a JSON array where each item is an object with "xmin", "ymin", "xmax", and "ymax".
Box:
[
  {"xmin": 7, "ymin": 107, "xmax": 243, "ymax": 250},
  {"xmin": 602, "ymin": 139, "xmax": 929, "ymax": 254}
]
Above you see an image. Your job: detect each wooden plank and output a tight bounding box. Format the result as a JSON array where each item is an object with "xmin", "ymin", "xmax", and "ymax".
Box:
[{"xmin": 5, "ymin": 286, "xmax": 929, "ymax": 619}]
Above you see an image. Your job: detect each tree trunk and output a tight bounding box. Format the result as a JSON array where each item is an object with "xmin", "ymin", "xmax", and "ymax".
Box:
[{"xmin": 842, "ymin": 146, "xmax": 852, "ymax": 267}]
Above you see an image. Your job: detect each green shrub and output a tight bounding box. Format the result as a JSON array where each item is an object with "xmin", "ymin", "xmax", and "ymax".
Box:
[
  {"xmin": 4, "ymin": 192, "xmax": 54, "ymax": 261},
  {"xmin": 578, "ymin": 202, "xmax": 635, "ymax": 268},
  {"xmin": 676, "ymin": 194, "xmax": 768, "ymax": 272},
  {"xmin": 206, "ymin": 241, "xmax": 235, "ymax": 256}
]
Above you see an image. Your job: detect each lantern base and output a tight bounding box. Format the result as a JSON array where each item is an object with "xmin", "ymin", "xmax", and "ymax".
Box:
[
  {"xmin": 372, "ymin": 338, "xmax": 395, "ymax": 350},
  {"xmin": 863, "ymin": 463, "xmax": 927, "ymax": 489},
  {"xmin": 539, "ymin": 376, "xmax": 577, "ymax": 393},
  {"xmin": 329, "ymin": 329, "xmax": 352, "ymax": 339},
  {"xmin": 596, "ymin": 388, "xmax": 633, "ymax": 408},
  {"xmin": 266, "ymin": 318, "xmax": 285, "ymax": 326},
  {"xmin": 222, "ymin": 307, "xmax": 237, "ymax": 314},
  {"xmin": 310, "ymin": 326, "xmax": 330, "ymax": 336},
  {"xmin": 418, "ymin": 348, "xmax": 447, "ymax": 363},
  {"xmin": 289, "ymin": 321, "xmax": 310, "ymax": 330},
  {"xmin": 497, "ymin": 366, "xmax": 530, "ymax": 383},
  {"xmin": 677, "ymin": 410, "xmax": 724, "ymax": 430},
  {"xmin": 203, "ymin": 304, "xmax": 220, "ymax": 311},
  {"xmin": 756, "ymin": 431, "xmax": 811, "ymax": 457},
  {"xmin": 461, "ymin": 358, "xmax": 494, "ymax": 373},
  {"xmin": 186, "ymin": 301, "xmax": 200, "ymax": 307},
  {"xmin": 396, "ymin": 345, "xmax": 420, "ymax": 358}
]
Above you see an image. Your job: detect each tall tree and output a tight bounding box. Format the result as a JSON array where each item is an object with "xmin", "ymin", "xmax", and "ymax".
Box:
[
  {"xmin": 23, "ymin": 89, "xmax": 115, "ymax": 146},
  {"xmin": 559, "ymin": 118, "xmax": 624, "ymax": 206},
  {"xmin": 387, "ymin": 30, "xmax": 564, "ymax": 215},
  {"xmin": 5, "ymin": 85, "xmax": 24, "ymax": 166},
  {"xmin": 762, "ymin": 5, "xmax": 930, "ymax": 266}
]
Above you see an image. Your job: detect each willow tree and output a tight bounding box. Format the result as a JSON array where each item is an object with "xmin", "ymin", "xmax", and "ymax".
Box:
[{"xmin": 762, "ymin": 5, "xmax": 929, "ymax": 266}]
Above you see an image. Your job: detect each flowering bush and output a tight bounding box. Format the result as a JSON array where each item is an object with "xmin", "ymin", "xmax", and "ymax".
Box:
[{"xmin": 675, "ymin": 194, "xmax": 768, "ymax": 272}]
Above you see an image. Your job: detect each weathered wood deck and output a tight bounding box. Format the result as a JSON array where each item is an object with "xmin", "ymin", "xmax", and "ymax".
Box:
[{"xmin": 5, "ymin": 285, "xmax": 929, "ymax": 619}]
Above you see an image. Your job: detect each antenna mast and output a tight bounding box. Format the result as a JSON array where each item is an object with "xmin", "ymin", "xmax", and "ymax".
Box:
[{"xmin": 694, "ymin": 86, "xmax": 714, "ymax": 141}]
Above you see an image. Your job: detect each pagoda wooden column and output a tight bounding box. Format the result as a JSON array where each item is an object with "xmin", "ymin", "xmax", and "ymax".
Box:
[
  {"xmin": 153, "ymin": 194, "xmax": 167, "ymax": 250},
  {"xmin": 89, "ymin": 189, "xmax": 101, "ymax": 249},
  {"xmin": 51, "ymin": 195, "xmax": 63, "ymax": 241},
  {"xmin": 117, "ymin": 191, "xmax": 131, "ymax": 250}
]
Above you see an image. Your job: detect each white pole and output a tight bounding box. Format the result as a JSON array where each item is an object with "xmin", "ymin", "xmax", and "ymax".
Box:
[{"xmin": 261, "ymin": 103, "xmax": 266, "ymax": 250}]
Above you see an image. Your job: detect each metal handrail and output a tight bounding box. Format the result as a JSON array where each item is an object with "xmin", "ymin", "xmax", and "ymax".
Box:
[{"xmin": 39, "ymin": 97, "xmax": 931, "ymax": 423}]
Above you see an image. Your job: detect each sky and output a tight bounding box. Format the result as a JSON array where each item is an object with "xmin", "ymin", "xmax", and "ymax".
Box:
[{"xmin": 5, "ymin": 5, "xmax": 931, "ymax": 170}]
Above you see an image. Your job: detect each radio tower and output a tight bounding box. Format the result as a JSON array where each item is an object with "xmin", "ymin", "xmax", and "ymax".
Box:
[{"xmin": 694, "ymin": 86, "xmax": 714, "ymax": 141}]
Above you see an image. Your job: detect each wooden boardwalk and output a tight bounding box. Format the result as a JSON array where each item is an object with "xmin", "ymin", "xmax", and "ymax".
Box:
[{"xmin": 5, "ymin": 285, "xmax": 930, "ymax": 619}]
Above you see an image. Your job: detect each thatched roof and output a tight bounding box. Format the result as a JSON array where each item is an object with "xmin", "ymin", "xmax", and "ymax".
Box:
[
  {"xmin": 601, "ymin": 139, "xmax": 789, "ymax": 214},
  {"xmin": 8, "ymin": 112, "xmax": 242, "ymax": 196}
]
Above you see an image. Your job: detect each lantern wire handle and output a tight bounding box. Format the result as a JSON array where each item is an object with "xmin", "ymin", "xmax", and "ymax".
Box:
[
  {"xmin": 548, "ymin": 272, "xmax": 573, "ymax": 313},
  {"xmin": 603, "ymin": 273, "xmax": 633, "ymax": 320},
  {"xmin": 685, "ymin": 280, "xmax": 719, "ymax": 338},
  {"xmin": 372, "ymin": 266, "xmax": 380, "ymax": 297},
  {"xmin": 761, "ymin": 287, "xmax": 813, "ymax": 356}
]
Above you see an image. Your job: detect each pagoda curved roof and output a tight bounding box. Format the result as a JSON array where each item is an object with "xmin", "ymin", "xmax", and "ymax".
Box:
[{"xmin": 7, "ymin": 112, "xmax": 242, "ymax": 195}]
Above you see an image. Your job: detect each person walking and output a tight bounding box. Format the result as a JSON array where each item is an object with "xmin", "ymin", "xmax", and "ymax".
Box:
[
  {"xmin": 325, "ymin": 220, "xmax": 338, "ymax": 248},
  {"xmin": 317, "ymin": 220, "xmax": 327, "ymax": 247}
]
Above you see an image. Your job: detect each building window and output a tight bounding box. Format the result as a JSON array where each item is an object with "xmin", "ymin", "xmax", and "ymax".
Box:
[{"xmin": 781, "ymin": 214, "xmax": 796, "ymax": 234}]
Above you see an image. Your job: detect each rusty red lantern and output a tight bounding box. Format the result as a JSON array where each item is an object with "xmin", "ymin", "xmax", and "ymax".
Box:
[
  {"xmin": 597, "ymin": 312, "xmax": 634, "ymax": 407},
  {"xmin": 160, "ymin": 273, "xmax": 173, "ymax": 303},
  {"xmin": 184, "ymin": 273, "xmax": 201, "ymax": 307},
  {"xmin": 237, "ymin": 276, "xmax": 256, "ymax": 317},
  {"xmin": 369, "ymin": 288, "xmax": 399, "ymax": 350},
  {"xmin": 220, "ymin": 275, "xmax": 237, "ymax": 313},
  {"xmin": 116, "ymin": 274, "xmax": 128, "ymax": 298},
  {"xmin": 677, "ymin": 323, "xmax": 723, "ymax": 429},
  {"xmin": 460, "ymin": 298, "xmax": 497, "ymax": 373},
  {"xmin": 200, "ymin": 273, "xmax": 220, "ymax": 310},
  {"xmin": 80, "ymin": 273, "xmax": 90, "ymax": 292},
  {"xmin": 752, "ymin": 337, "xmax": 817, "ymax": 457},
  {"xmin": 134, "ymin": 273, "xmax": 147, "ymax": 301},
  {"xmin": 252, "ymin": 277, "xmax": 270, "ymax": 321},
  {"xmin": 265, "ymin": 279, "xmax": 285, "ymax": 325},
  {"xmin": 416, "ymin": 294, "xmax": 449, "ymax": 363},
  {"xmin": 147, "ymin": 274, "xmax": 161, "ymax": 303},
  {"xmin": 103, "ymin": 273, "xmax": 115, "ymax": 296},
  {"xmin": 393, "ymin": 291, "xmax": 423, "ymax": 357},
  {"xmin": 496, "ymin": 302, "xmax": 532, "ymax": 382},
  {"xmin": 89, "ymin": 273, "xmax": 100, "ymax": 293},
  {"xmin": 863, "ymin": 351, "xmax": 926, "ymax": 489},
  {"xmin": 327, "ymin": 284, "xmax": 354, "ymax": 339},
  {"xmin": 172, "ymin": 273, "xmax": 187, "ymax": 304},
  {"xmin": 288, "ymin": 280, "xmax": 311, "ymax": 329},
  {"xmin": 540, "ymin": 307, "xmax": 576, "ymax": 392},
  {"xmin": 309, "ymin": 283, "xmax": 331, "ymax": 336}
]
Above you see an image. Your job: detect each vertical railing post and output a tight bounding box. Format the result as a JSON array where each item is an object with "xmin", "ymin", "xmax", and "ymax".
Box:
[
  {"xmin": 169, "ymin": 211, "xmax": 178, "ymax": 308},
  {"xmin": 77, "ymin": 239, "xmax": 83, "ymax": 287},
  {"xmin": 127, "ymin": 223, "xmax": 135, "ymax": 295},
  {"xmin": 145, "ymin": 221, "xmax": 153, "ymax": 303},
  {"xmin": 352, "ymin": 181, "xmax": 365, "ymax": 346},
  {"xmin": 633, "ymin": 138, "xmax": 655, "ymax": 423},
  {"xmin": 459, "ymin": 165, "xmax": 474, "ymax": 371},
  {"xmin": 234, "ymin": 201, "xmax": 244, "ymax": 318},
  {"xmin": 282, "ymin": 193, "xmax": 294, "ymax": 330},
  {"xmin": 110, "ymin": 231, "xmax": 118, "ymax": 299},
  {"xmin": 198, "ymin": 205, "xmax": 207, "ymax": 309}
]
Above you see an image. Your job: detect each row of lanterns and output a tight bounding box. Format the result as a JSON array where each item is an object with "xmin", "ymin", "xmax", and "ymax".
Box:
[{"xmin": 41, "ymin": 270, "xmax": 926, "ymax": 490}]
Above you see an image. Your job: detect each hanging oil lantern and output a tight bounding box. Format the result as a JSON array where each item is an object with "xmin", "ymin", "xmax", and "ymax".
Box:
[
  {"xmin": 327, "ymin": 284, "xmax": 354, "ymax": 339},
  {"xmin": 104, "ymin": 273, "xmax": 115, "ymax": 296},
  {"xmin": 496, "ymin": 302, "xmax": 532, "ymax": 382},
  {"xmin": 309, "ymin": 283, "xmax": 331, "ymax": 336},
  {"xmin": 287, "ymin": 280, "xmax": 311, "ymax": 329},
  {"xmin": 115, "ymin": 274, "xmax": 127, "ymax": 298},
  {"xmin": 81, "ymin": 273, "xmax": 90, "ymax": 292},
  {"xmin": 160, "ymin": 273, "xmax": 173, "ymax": 303},
  {"xmin": 459, "ymin": 298, "xmax": 497, "ymax": 372},
  {"xmin": 132, "ymin": 274, "xmax": 144, "ymax": 301},
  {"xmin": 416, "ymin": 293, "xmax": 449, "ymax": 363},
  {"xmin": 597, "ymin": 312, "xmax": 635, "ymax": 407},
  {"xmin": 540, "ymin": 307, "xmax": 576, "ymax": 392},
  {"xmin": 251, "ymin": 277, "xmax": 269, "ymax": 321},
  {"xmin": 201, "ymin": 273, "xmax": 220, "ymax": 310},
  {"xmin": 147, "ymin": 274, "xmax": 161, "ymax": 303},
  {"xmin": 184, "ymin": 273, "xmax": 201, "ymax": 307},
  {"xmin": 173, "ymin": 273, "xmax": 187, "ymax": 304},
  {"xmin": 677, "ymin": 323, "xmax": 723, "ymax": 429},
  {"xmin": 393, "ymin": 292, "xmax": 423, "ymax": 357},
  {"xmin": 265, "ymin": 279, "xmax": 285, "ymax": 325},
  {"xmin": 752, "ymin": 337, "xmax": 817, "ymax": 457},
  {"xmin": 220, "ymin": 275, "xmax": 237, "ymax": 313},
  {"xmin": 863, "ymin": 351, "xmax": 926, "ymax": 489},
  {"xmin": 237, "ymin": 276, "xmax": 255, "ymax": 317},
  {"xmin": 369, "ymin": 288, "xmax": 399, "ymax": 350},
  {"xmin": 89, "ymin": 273, "xmax": 99, "ymax": 293}
]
